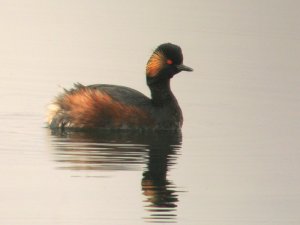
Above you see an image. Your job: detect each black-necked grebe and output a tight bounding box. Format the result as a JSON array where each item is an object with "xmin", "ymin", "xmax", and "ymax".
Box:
[{"xmin": 47, "ymin": 43, "xmax": 193, "ymax": 130}]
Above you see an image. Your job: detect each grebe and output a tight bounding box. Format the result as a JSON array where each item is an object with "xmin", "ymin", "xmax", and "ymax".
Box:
[{"xmin": 47, "ymin": 43, "xmax": 193, "ymax": 130}]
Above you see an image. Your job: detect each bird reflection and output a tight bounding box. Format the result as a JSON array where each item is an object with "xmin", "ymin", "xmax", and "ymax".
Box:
[
  {"xmin": 48, "ymin": 129, "xmax": 182, "ymax": 223},
  {"xmin": 141, "ymin": 131, "xmax": 181, "ymax": 223}
]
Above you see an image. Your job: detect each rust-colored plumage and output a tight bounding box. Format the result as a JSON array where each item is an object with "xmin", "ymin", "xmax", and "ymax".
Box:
[{"xmin": 48, "ymin": 85, "xmax": 152, "ymax": 129}]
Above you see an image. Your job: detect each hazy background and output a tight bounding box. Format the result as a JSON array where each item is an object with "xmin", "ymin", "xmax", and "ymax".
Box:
[{"xmin": 0, "ymin": 0, "xmax": 299, "ymax": 224}]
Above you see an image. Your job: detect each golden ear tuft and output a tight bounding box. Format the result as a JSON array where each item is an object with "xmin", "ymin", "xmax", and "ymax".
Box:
[{"xmin": 146, "ymin": 51, "xmax": 166, "ymax": 77}]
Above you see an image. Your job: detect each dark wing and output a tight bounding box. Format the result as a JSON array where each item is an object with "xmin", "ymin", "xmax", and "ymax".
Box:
[{"xmin": 87, "ymin": 84, "xmax": 151, "ymax": 106}]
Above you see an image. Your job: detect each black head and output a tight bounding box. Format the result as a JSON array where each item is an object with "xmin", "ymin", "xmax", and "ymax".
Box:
[{"xmin": 146, "ymin": 43, "xmax": 193, "ymax": 84}]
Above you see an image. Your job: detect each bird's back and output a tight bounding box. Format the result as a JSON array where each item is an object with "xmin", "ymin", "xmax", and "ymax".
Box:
[{"xmin": 88, "ymin": 84, "xmax": 150, "ymax": 106}]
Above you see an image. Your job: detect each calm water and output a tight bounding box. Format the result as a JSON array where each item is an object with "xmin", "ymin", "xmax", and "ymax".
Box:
[{"xmin": 0, "ymin": 1, "xmax": 300, "ymax": 224}]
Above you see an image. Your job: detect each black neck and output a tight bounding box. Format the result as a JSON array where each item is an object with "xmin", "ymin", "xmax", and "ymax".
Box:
[{"xmin": 147, "ymin": 78, "xmax": 175, "ymax": 106}]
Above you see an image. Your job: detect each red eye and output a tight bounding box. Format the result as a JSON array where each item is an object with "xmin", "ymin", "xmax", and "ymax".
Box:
[{"xmin": 166, "ymin": 59, "xmax": 173, "ymax": 65}]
